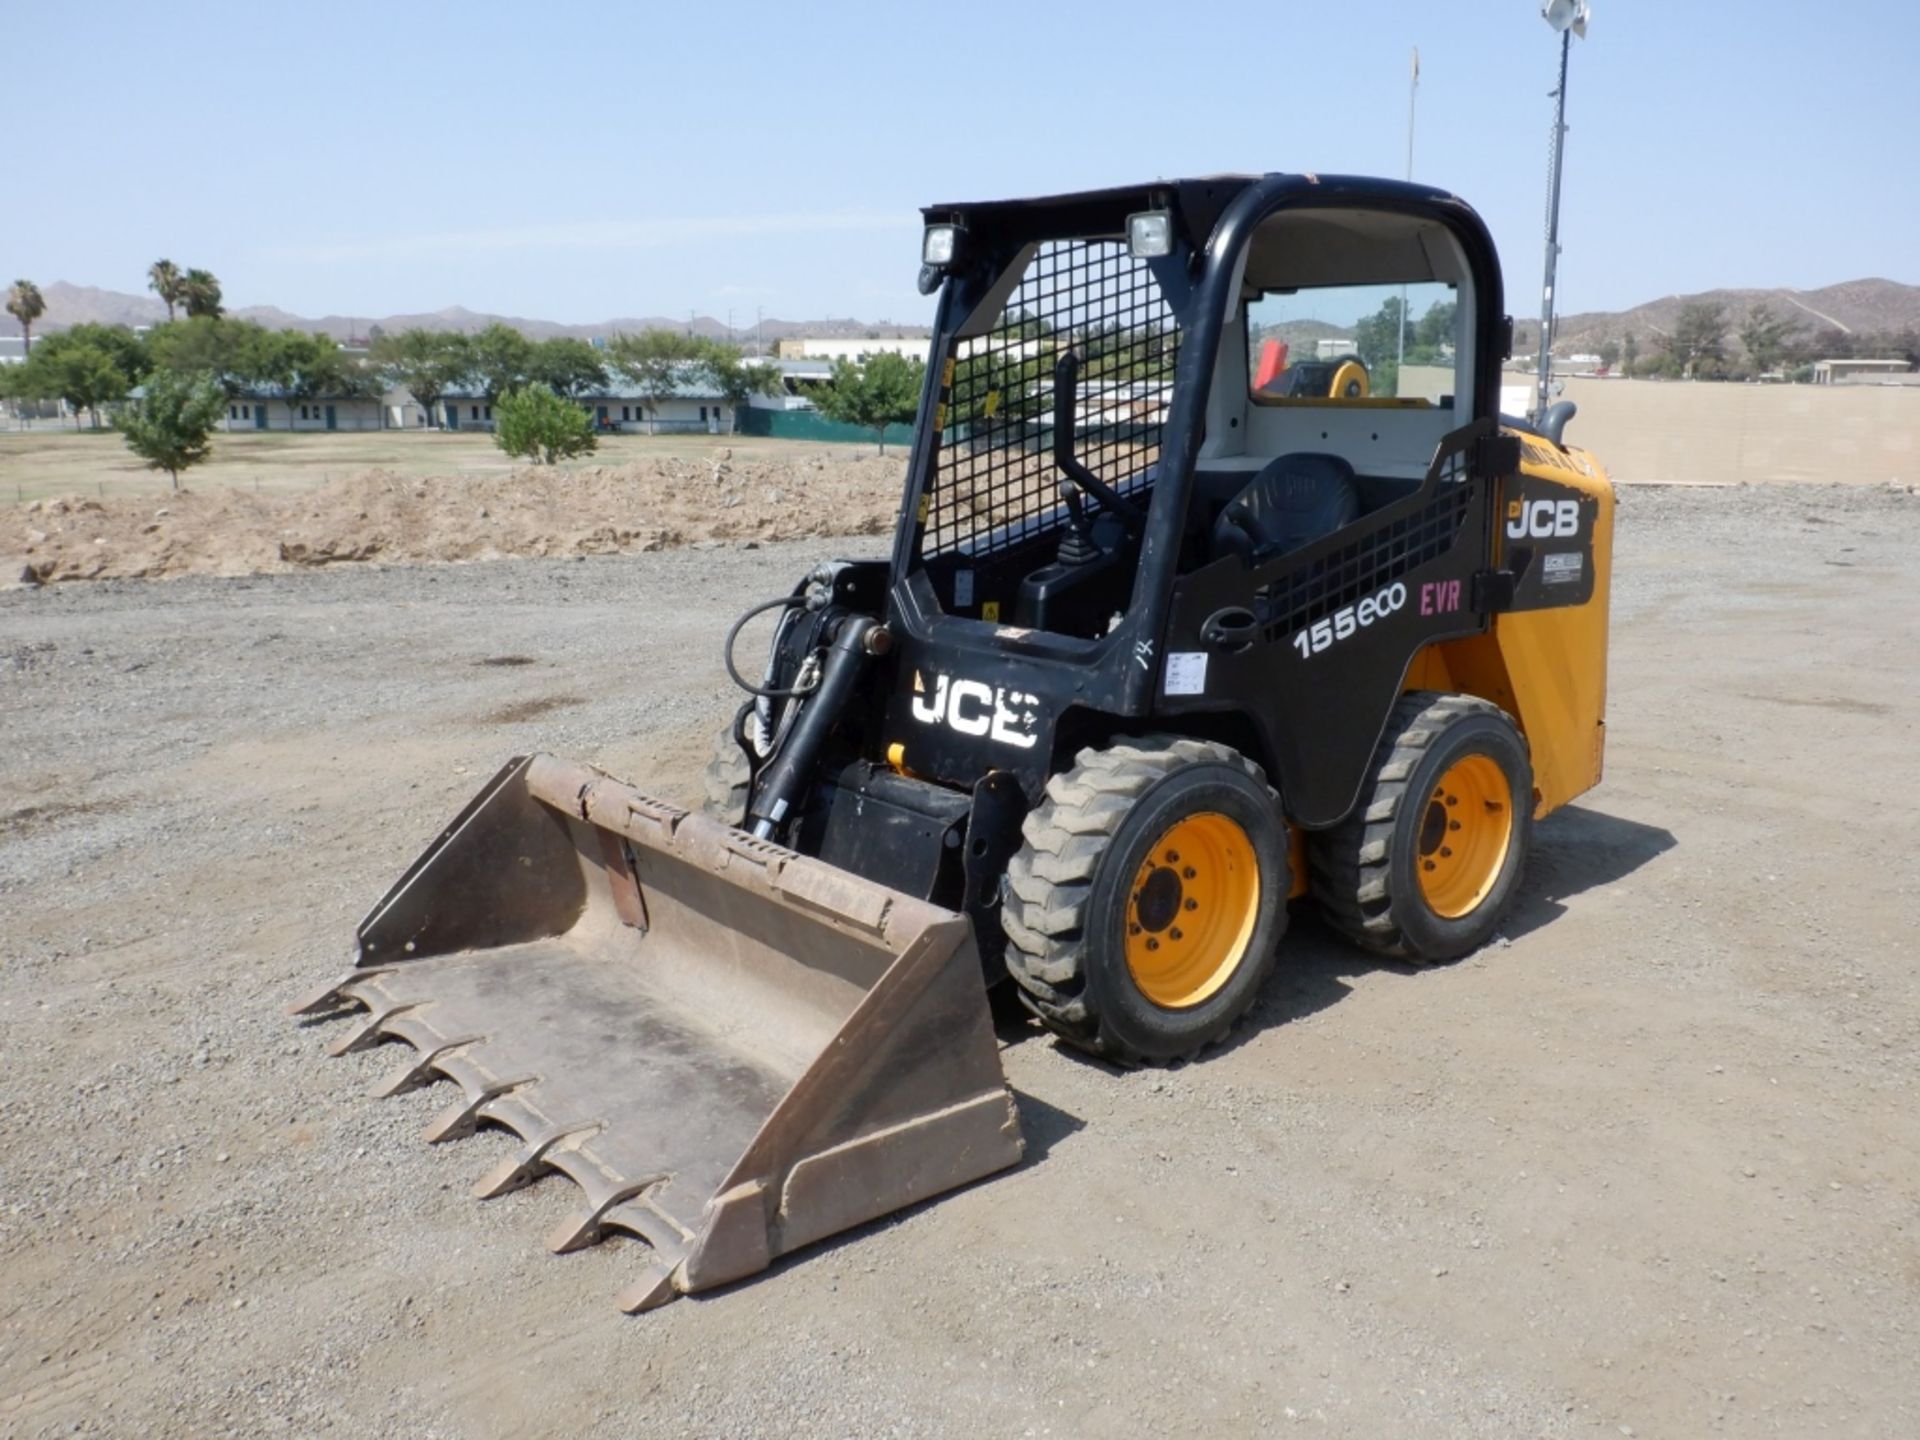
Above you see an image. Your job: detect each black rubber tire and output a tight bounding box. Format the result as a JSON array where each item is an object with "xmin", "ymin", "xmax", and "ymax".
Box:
[
  {"xmin": 700, "ymin": 720, "xmax": 753, "ymax": 826},
  {"xmin": 1002, "ymin": 736, "xmax": 1289, "ymax": 1065},
  {"xmin": 1309, "ymin": 692, "xmax": 1532, "ymax": 962}
]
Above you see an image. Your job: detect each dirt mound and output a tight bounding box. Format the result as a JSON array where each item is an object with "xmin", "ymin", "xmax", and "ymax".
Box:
[{"xmin": 3, "ymin": 452, "xmax": 906, "ymax": 583}]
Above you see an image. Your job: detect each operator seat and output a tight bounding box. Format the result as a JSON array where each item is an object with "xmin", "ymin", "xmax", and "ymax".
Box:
[{"xmin": 1211, "ymin": 453, "xmax": 1361, "ymax": 564}]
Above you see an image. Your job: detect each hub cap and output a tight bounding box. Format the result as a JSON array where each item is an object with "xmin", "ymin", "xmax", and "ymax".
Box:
[
  {"xmin": 1124, "ymin": 812, "xmax": 1261, "ymax": 1009},
  {"xmin": 1415, "ymin": 755, "xmax": 1513, "ymax": 919}
]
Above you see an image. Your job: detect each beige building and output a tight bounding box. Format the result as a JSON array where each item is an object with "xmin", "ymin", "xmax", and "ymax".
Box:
[
  {"xmin": 775, "ymin": 336, "xmax": 931, "ymax": 364},
  {"xmin": 1812, "ymin": 358, "xmax": 1913, "ymax": 385}
]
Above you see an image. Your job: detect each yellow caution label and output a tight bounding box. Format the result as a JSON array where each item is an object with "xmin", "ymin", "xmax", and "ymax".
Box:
[
  {"xmin": 933, "ymin": 403, "xmax": 948, "ymax": 432},
  {"xmin": 942, "ymin": 358, "xmax": 955, "ymax": 386},
  {"xmin": 984, "ymin": 390, "xmax": 1002, "ymax": 419},
  {"xmin": 917, "ymin": 494, "xmax": 930, "ymax": 523},
  {"xmin": 981, "ymin": 601, "xmax": 1001, "ymax": 622}
]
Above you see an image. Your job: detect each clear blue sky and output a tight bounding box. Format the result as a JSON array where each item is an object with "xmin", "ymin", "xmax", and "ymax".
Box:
[{"xmin": 10, "ymin": 0, "xmax": 1914, "ymax": 327}]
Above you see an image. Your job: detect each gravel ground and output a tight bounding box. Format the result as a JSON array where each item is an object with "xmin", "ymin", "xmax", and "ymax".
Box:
[{"xmin": 2, "ymin": 484, "xmax": 1918, "ymax": 1438}]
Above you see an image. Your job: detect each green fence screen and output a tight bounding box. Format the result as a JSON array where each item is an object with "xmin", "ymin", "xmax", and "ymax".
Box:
[{"xmin": 737, "ymin": 407, "xmax": 917, "ymax": 448}]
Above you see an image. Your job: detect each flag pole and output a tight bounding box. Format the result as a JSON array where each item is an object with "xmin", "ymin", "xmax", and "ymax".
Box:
[{"xmin": 1397, "ymin": 47, "xmax": 1418, "ymax": 389}]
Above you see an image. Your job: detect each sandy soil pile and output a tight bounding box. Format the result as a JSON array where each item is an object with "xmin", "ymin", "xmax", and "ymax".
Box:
[{"xmin": 3, "ymin": 451, "xmax": 906, "ymax": 582}]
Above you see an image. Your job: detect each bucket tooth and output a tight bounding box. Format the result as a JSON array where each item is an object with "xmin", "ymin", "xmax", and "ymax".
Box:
[
  {"xmin": 615, "ymin": 1263, "xmax": 680, "ymax": 1315},
  {"xmin": 287, "ymin": 967, "xmax": 394, "ymax": 1018},
  {"xmin": 422, "ymin": 1077, "xmax": 535, "ymax": 1144},
  {"xmin": 369, "ymin": 1038, "xmax": 482, "ymax": 1099},
  {"xmin": 471, "ymin": 1124, "xmax": 602, "ymax": 1200},
  {"xmin": 325, "ymin": 999, "xmax": 423, "ymax": 1057},
  {"xmin": 547, "ymin": 1179, "xmax": 662, "ymax": 1255}
]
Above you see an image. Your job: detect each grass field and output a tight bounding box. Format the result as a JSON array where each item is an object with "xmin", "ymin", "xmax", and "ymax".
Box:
[
  {"xmin": 0, "ymin": 426, "xmax": 869, "ymax": 504},
  {"xmin": 7, "ymin": 378, "xmax": 1916, "ymax": 504}
]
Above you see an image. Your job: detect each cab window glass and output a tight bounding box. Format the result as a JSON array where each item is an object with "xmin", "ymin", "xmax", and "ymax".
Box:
[{"xmin": 1247, "ymin": 282, "xmax": 1457, "ymax": 404}]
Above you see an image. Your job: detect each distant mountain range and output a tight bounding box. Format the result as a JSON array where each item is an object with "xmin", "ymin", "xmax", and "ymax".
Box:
[
  {"xmin": 1515, "ymin": 277, "xmax": 1920, "ymax": 356},
  {"xmin": 2, "ymin": 281, "xmax": 929, "ymax": 344},
  {"xmin": 9, "ymin": 277, "xmax": 1918, "ymax": 358}
]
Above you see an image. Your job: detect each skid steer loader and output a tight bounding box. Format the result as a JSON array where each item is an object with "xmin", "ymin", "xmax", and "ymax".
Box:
[{"xmin": 296, "ymin": 172, "xmax": 1613, "ymax": 1311}]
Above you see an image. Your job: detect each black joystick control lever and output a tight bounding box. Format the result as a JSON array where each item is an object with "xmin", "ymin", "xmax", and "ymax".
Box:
[{"xmin": 1052, "ymin": 352, "xmax": 1146, "ymax": 539}]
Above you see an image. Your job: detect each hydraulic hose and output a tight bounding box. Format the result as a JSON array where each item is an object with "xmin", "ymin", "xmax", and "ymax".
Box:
[
  {"xmin": 745, "ymin": 616, "xmax": 875, "ymax": 841},
  {"xmin": 724, "ymin": 595, "xmax": 814, "ymax": 700}
]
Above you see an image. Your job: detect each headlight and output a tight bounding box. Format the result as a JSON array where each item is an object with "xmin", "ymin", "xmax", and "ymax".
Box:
[
  {"xmin": 1126, "ymin": 210, "xmax": 1173, "ymax": 259},
  {"xmin": 922, "ymin": 224, "xmax": 960, "ymax": 267}
]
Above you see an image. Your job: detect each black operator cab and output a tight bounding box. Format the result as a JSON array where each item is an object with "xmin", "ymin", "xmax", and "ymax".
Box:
[{"xmin": 882, "ymin": 175, "xmax": 1511, "ymax": 815}]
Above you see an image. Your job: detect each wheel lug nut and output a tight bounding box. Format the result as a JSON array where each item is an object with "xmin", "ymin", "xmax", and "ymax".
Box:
[
  {"xmin": 1182, "ymin": 866, "xmax": 1196, "ymax": 879},
  {"xmin": 1184, "ymin": 898, "xmax": 1198, "ymax": 911},
  {"xmin": 1440, "ymin": 846, "xmax": 1453, "ymax": 858},
  {"xmin": 1146, "ymin": 938, "xmax": 1159, "ymax": 951},
  {"xmin": 1165, "ymin": 850, "xmax": 1180, "ymax": 864},
  {"xmin": 1129, "ymin": 922, "xmax": 1141, "ymax": 935},
  {"xmin": 1423, "ymin": 860, "xmax": 1436, "ymax": 871},
  {"xmin": 1170, "ymin": 928, "xmax": 1183, "ymax": 941},
  {"xmin": 1448, "ymin": 820, "xmax": 1461, "ymax": 832}
]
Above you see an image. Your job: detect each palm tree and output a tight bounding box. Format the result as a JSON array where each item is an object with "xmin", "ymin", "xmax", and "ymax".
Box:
[
  {"xmin": 181, "ymin": 269, "xmax": 223, "ymax": 320},
  {"xmin": 6, "ymin": 279, "xmax": 46, "ymax": 356},
  {"xmin": 148, "ymin": 259, "xmax": 185, "ymax": 321}
]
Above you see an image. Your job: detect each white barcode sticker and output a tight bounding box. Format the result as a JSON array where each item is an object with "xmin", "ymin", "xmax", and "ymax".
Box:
[{"xmin": 1163, "ymin": 652, "xmax": 1208, "ymax": 696}]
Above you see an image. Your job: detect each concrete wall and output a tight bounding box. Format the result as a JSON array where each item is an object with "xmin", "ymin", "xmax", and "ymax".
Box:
[{"xmin": 1554, "ymin": 378, "xmax": 1919, "ymax": 486}]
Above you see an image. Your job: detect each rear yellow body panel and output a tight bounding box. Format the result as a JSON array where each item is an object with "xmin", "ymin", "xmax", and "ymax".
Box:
[{"xmin": 1405, "ymin": 434, "xmax": 1614, "ymax": 820}]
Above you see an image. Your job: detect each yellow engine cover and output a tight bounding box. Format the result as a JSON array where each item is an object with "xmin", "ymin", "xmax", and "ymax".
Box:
[{"xmin": 1405, "ymin": 433, "xmax": 1614, "ymax": 819}]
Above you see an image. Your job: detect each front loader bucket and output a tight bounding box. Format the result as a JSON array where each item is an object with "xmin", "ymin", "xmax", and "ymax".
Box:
[{"xmin": 291, "ymin": 754, "xmax": 1023, "ymax": 1312}]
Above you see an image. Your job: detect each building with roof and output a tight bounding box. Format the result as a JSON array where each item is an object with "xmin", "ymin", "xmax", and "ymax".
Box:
[
  {"xmin": 428, "ymin": 366, "xmax": 760, "ymax": 434},
  {"xmin": 220, "ymin": 385, "xmax": 384, "ymax": 431},
  {"xmin": 775, "ymin": 336, "xmax": 932, "ymax": 364},
  {"xmin": 1811, "ymin": 358, "xmax": 1914, "ymax": 385}
]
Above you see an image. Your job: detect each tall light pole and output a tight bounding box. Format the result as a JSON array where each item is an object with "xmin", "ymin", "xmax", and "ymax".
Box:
[
  {"xmin": 1535, "ymin": 0, "xmax": 1590, "ymax": 423},
  {"xmin": 1397, "ymin": 47, "xmax": 1418, "ymax": 386}
]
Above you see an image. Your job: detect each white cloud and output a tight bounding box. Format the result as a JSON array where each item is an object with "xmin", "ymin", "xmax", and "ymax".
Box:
[{"xmin": 270, "ymin": 210, "xmax": 915, "ymax": 264}]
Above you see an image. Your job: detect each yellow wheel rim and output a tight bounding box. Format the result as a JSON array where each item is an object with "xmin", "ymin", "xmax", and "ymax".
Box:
[
  {"xmin": 1124, "ymin": 812, "xmax": 1261, "ymax": 1010},
  {"xmin": 1415, "ymin": 755, "xmax": 1513, "ymax": 920}
]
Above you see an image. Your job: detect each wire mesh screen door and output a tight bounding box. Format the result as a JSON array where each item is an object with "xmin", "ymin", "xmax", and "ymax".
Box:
[
  {"xmin": 1257, "ymin": 431, "xmax": 1481, "ymax": 647},
  {"xmin": 925, "ymin": 241, "xmax": 1182, "ymax": 557}
]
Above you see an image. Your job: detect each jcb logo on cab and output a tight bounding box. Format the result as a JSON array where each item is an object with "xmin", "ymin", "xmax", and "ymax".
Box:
[
  {"xmin": 911, "ymin": 672, "xmax": 1040, "ymax": 749},
  {"xmin": 1506, "ymin": 497, "xmax": 1580, "ymax": 540}
]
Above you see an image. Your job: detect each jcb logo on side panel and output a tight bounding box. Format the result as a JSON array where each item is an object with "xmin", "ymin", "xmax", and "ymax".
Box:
[
  {"xmin": 910, "ymin": 672, "xmax": 1039, "ymax": 749},
  {"xmin": 1506, "ymin": 498, "xmax": 1580, "ymax": 540}
]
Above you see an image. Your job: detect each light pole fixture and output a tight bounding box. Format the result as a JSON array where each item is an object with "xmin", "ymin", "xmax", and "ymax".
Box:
[{"xmin": 1535, "ymin": 0, "xmax": 1590, "ymax": 423}]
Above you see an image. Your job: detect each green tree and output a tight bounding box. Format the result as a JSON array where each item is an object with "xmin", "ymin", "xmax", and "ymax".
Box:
[
  {"xmin": 143, "ymin": 316, "xmax": 275, "ymax": 398},
  {"xmin": 1672, "ymin": 302, "xmax": 1728, "ymax": 378},
  {"xmin": 256, "ymin": 329, "xmax": 377, "ymax": 422},
  {"xmin": 148, "ymin": 260, "xmax": 185, "ymax": 322},
  {"xmin": 373, "ymin": 329, "xmax": 473, "ymax": 427},
  {"xmin": 6, "ymin": 279, "xmax": 46, "ymax": 356},
  {"xmin": 606, "ymin": 328, "xmax": 709, "ymax": 432},
  {"xmin": 1737, "ymin": 304, "xmax": 1795, "ymax": 375},
  {"xmin": 469, "ymin": 323, "xmax": 535, "ymax": 403},
  {"xmin": 22, "ymin": 327, "xmax": 146, "ymax": 428},
  {"xmin": 1353, "ymin": 296, "xmax": 1415, "ymax": 395},
  {"xmin": 1597, "ymin": 339, "xmax": 1621, "ymax": 370},
  {"xmin": 810, "ymin": 351, "xmax": 924, "ymax": 453},
  {"xmin": 1412, "ymin": 298, "xmax": 1457, "ymax": 357},
  {"xmin": 529, "ymin": 337, "xmax": 609, "ymax": 399},
  {"xmin": 181, "ymin": 268, "xmax": 223, "ymax": 319},
  {"xmin": 120, "ymin": 369, "xmax": 225, "ymax": 488},
  {"xmin": 494, "ymin": 383, "xmax": 597, "ymax": 464},
  {"xmin": 1621, "ymin": 331, "xmax": 1639, "ymax": 375},
  {"xmin": 699, "ymin": 341, "xmax": 780, "ymax": 433}
]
